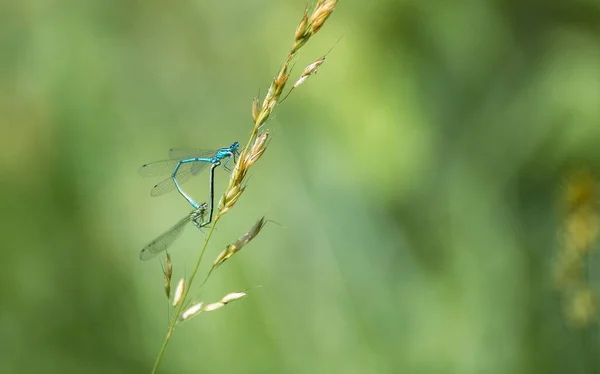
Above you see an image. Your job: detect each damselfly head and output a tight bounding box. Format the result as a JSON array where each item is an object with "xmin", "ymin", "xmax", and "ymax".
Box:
[
  {"xmin": 198, "ymin": 202, "xmax": 208, "ymax": 215},
  {"xmin": 231, "ymin": 141, "xmax": 240, "ymax": 152}
]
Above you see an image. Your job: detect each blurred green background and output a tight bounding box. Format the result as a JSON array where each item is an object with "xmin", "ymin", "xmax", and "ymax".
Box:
[{"xmin": 2, "ymin": 0, "xmax": 600, "ymax": 373}]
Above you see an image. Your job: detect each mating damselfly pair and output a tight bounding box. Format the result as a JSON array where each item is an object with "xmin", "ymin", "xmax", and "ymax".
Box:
[{"xmin": 138, "ymin": 142, "xmax": 240, "ymax": 260}]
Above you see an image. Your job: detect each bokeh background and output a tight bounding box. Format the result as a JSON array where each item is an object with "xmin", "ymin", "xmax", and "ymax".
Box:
[{"xmin": 2, "ymin": 0, "xmax": 600, "ymax": 373}]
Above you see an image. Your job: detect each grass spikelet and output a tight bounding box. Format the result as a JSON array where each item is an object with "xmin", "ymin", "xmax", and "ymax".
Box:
[
  {"xmin": 280, "ymin": 53, "xmax": 332, "ymax": 103},
  {"xmin": 212, "ymin": 217, "xmax": 266, "ymax": 269},
  {"xmin": 219, "ymin": 132, "xmax": 269, "ymax": 215},
  {"xmin": 309, "ymin": 0, "xmax": 338, "ymax": 34},
  {"xmin": 203, "ymin": 291, "xmax": 248, "ymax": 312},
  {"xmin": 293, "ymin": 8, "xmax": 309, "ymax": 50},
  {"xmin": 180, "ymin": 302, "xmax": 204, "ymax": 321},
  {"xmin": 291, "ymin": 0, "xmax": 338, "ymax": 52},
  {"xmin": 172, "ymin": 279, "xmax": 185, "ymax": 307},
  {"xmin": 220, "ymin": 292, "xmax": 247, "ymax": 303},
  {"xmin": 163, "ymin": 253, "xmax": 173, "ymax": 299},
  {"xmin": 295, "ymin": 57, "xmax": 326, "ymax": 87},
  {"xmin": 251, "ymin": 97, "xmax": 260, "ymax": 123},
  {"xmin": 203, "ymin": 302, "xmax": 225, "ymax": 312}
]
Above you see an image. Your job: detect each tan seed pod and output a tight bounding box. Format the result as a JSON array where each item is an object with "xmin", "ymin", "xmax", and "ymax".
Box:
[
  {"xmin": 173, "ymin": 279, "xmax": 185, "ymax": 307},
  {"xmin": 203, "ymin": 302, "xmax": 225, "ymax": 312},
  {"xmin": 292, "ymin": 57, "xmax": 326, "ymax": 89},
  {"xmin": 180, "ymin": 302, "xmax": 204, "ymax": 321},
  {"xmin": 221, "ymin": 292, "xmax": 247, "ymax": 304}
]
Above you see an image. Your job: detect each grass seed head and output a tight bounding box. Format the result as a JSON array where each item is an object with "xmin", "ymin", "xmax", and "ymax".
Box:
[{"xmin": 309, "ymin": 0, "xmax": 338, "ymax": 34}]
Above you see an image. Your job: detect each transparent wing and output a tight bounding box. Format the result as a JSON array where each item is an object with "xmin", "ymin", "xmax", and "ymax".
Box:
[
  {"xmin": 149, "ymin": 162, "xmax": 210, "ymax": 197},
  {"xmin": 139, "ymin": 159, "xmax": 194, "ymax": 177},
  {"xmin": 149, "ymin": 168, "xmax": 194, "ymax": 197},
  {"xmin": 168, "ymin": 148, "xmax": 216, "ymax": 160},
  {"xmin": 139, "ymin": 214, "xmax": 192, "ymax": 260},
  {"xmin": 191, "ymin": 159, "xmax": 211, "ymax": 175},
  {"xmin": 169, "ymin": 149, "xmax": 216, "ymax": 175}
]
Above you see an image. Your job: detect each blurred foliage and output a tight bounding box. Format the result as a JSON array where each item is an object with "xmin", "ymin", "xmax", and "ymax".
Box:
[{"xmin": 1, "ymin": 0, "xmax": 600, "ymax": 373}]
